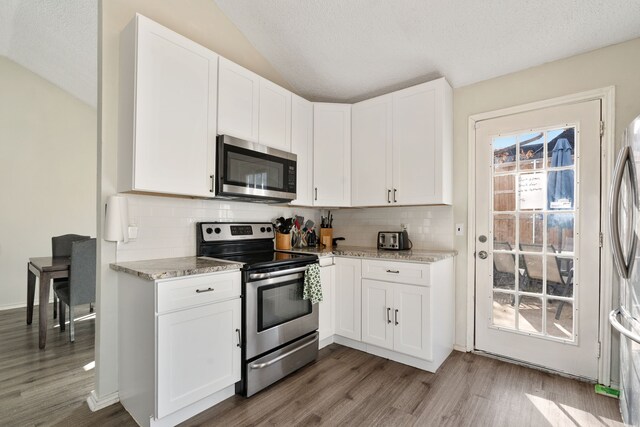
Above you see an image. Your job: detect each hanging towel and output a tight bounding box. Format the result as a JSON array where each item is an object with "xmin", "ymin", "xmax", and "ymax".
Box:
[{"xmin": 303, "ymin": 264, "xmax": 323, "ymax": 304}]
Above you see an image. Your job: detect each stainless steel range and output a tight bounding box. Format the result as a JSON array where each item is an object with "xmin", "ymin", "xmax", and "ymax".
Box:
[{"xmin": 196, "ymin": 222, "xmax": 319, "ymax": 397}]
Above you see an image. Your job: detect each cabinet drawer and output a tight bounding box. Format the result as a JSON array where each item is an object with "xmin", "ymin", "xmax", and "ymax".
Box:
[
  {"xmin": 362, "ymin": 259, "xmax": 430, "ymax": 286},
  {"xmin": 157, "ymin": 271, "xmax": 241, "ymax": 313}
]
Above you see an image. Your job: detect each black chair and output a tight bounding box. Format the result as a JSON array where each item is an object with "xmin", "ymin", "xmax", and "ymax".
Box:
[
  {"xmin": 55, "ymin": 238, "xmax": 96, "ymax": 342},
  {"xmin": 51, "ymin": 234, "xmax": 90, "ymax": 319}
]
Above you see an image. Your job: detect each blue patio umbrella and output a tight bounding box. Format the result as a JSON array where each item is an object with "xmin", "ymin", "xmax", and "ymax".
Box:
[{"xmin": 547, "ymin": 138, "xmax": 574, "ymax": 249}]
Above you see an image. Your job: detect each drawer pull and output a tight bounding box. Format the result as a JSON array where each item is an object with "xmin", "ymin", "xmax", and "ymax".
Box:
[
  {"xmin": 386, "ymin": 269, "xmax": 400, "ymax": 274},
  {"xmin": 195, "ymin": 287, "xmax": 215, "ymax": 293}
]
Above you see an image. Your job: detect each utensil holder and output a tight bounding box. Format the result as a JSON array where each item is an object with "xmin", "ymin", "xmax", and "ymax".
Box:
[
  {"xmin": 320, "ymin": 228, "xmax": 333, "ymax": 247},
  {"xmin": 275, "ymin": 232, "xmax": 291, "ymax": 250}
]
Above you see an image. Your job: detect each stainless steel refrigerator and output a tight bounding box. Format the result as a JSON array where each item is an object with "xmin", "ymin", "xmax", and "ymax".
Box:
[{"xmin": 610, "ymin": 113, "xmax": 640, "ymax": 426}]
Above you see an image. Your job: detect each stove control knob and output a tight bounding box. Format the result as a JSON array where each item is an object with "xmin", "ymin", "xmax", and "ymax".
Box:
[
  {"xmin": 214, "ymin": 227, "xmax": 221, "ymax": 234},
  {"xmin": 266, "ymin": 227, "xmax": 272, "ymax": 233},
  {"xmin": 205, "ymin": 227, "xmax": 213, "ymax": 234},
  {"xmin": 260, "ymin": 227, "xmax": 266, "ymax": 233}
]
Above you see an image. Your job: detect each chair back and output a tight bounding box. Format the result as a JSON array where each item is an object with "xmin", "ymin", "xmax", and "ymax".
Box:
[
  {"xmin": 493, "ymin": 242, "xmax": 515, "ymax": 274},
  {"xmin": 69, "ymin": 238, "xmax": 97, "ymax": 306},
  {"xmin": 520, "ymin": 243, "xmax": 564, "ymax": 284},
  {"xmin": 52, "ymin": 234, "xmax": 90, "ymax": 257}
]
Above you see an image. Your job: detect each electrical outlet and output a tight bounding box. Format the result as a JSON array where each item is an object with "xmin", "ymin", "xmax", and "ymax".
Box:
[
  {"xmin": 455, "ymin": 223, "xmax": 464, "ymax": 236},
  {"xmin": 400, "ymin": 223, "xmax": 408, "ymax": 232}
]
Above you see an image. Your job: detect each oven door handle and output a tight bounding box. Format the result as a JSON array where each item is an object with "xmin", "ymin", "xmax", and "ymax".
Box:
[
  {"xmin": 249, "ymin": 265, "xmax": 309, "ymax": 280},
  {"xmin": 249, "ymin": 333, "xmax": 318, "ymax": 370}
]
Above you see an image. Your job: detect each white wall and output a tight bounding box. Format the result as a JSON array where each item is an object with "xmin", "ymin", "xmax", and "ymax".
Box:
[
  {"xmin": 331, "ymin": 206, "xmax": 453, "ymax": 250},
  {"xmin": 0, "ymin": 56, "xmax": 96, "ymax": 310}
]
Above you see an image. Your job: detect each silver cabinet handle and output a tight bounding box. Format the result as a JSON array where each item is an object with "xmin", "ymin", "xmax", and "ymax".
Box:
[
  {"xmin": 387, "ymin": 189, "xmax": 391, "ymax": 203},
  {"xmin": 249, "ymin": 333, "xmax": 318, "ymax": 369},
  {"xmin": 609, "ymin": 145, "xmax": 639, "ymax": 279},
  {"xmin": 387, "ymin": 307, "xmax": 391, "ymax": 324},
  {"xmin": 386, "ymin": 269, "xmax": 400, "ymax": 274},
  {"xmin": 315, "ymin": 188, "xmax": 318, "ymax": 201},
  {"xmin": 195, "ymin": 287, "xmax": 214, "ymax": 293},
  {"xmin": 249, "ymin": 266, "xmax": 309, "ymax": 280},
  {"xmin": 210, "ymin": 175, "xmax": 215, "ymax": 193},
  {"xmin": 236, "ymin": 328, "xmax": 241, "ymax": 348},
  {"xmin": 393, "ymin": 188, "xmax": 397, "ymax": 203},
  {"xmin": 394, "ymin": 309, "xmax": 399, "ymax": 325},
  {"xmin": 609, "ymin": 307, "xmax": 640, "ymax": 344}
]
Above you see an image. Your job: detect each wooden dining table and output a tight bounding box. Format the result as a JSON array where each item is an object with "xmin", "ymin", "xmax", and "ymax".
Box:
[{"xmin": 27, "ymin": 256, "xmax": 71, "ymax": 349}]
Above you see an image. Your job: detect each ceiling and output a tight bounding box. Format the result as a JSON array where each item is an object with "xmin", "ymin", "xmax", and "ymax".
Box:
[
  {"xmin": 0, "ymin": 0, "xmax": 97, "ymax": 107},
  {"xmin": 214, "ymin": 0, "xmax": 640, "ymax": 103}
]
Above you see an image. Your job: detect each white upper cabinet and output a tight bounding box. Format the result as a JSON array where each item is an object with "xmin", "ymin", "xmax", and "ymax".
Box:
[
  {"xmin": 290, "ymin": 94, "xmax": 314, "ymax": 206},
  {"xmin": 258, "ymin": 78, "xmax": 292, "ymax": 151},
  {"xmin": 217, "ymin": 57, "xmax": 260, "ymax": 142},
  {"xmin": 392, "ymin": 78, "xmax": 452, "ymax": 205},
  {"xmin": 313, "ymin": 103, "xmax": 351, "ymax": 207},
  {"xmin": 118, "ymin": 14, "xmax": 218, "ymax": 198},
  {"xmin": 351, "ymin": 94, "xmax": 393, "ymax": 206}
]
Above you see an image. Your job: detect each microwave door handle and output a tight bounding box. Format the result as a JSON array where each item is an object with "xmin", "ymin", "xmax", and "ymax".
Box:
[
  {"xmin": 609, "ymin": 307, "xmax": 640, "ymax": 344},
  {"xmin": 610, "ymin": 147, "xmax": 632, "ymax": 278}
]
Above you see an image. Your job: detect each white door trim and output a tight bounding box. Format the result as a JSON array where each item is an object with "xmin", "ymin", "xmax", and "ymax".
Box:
[{"xmin": 466, "ymin": 86, "xmax": 616, "ymax": 385}]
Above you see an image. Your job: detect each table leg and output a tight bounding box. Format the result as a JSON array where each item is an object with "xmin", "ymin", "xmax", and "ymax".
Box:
[
  {"xmin": 27, "ymin": 264, "xmax": 36, "ymax": 325},
  {"xmin": 39, "ymin": 272, "xmax": 51, "ymax": 349}
]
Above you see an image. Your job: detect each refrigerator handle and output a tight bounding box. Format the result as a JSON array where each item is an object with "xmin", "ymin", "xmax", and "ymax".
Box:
[
  {"xmin": 609, "ymin": 146, "xmax": 638, "ymax": 279},
  {"xmin": 609, "ymin": 307, "xmax": 640, "ymax": 344}
]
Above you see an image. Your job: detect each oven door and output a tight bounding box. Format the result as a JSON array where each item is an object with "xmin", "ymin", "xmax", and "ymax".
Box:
[
  {"xmin": 216, "ymin": 135, "xmax": 297, "ymax": 202},
  {"xmin": 246, "ymin": 269, "xmax": 318, "ymax": 360}
]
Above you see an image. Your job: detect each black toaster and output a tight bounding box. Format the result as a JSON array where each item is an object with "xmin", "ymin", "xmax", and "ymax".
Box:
[{"xmin": 377, "ymin": 230, "xmax": 411, "ymax": 250}]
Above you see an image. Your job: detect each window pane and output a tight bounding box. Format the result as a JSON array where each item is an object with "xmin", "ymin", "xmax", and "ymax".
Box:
[
  {"xmin": 519, "ymin": 132, "xmax": 544, "ymax": 171},
  {"xmin": 519, "ymin": 213, "xmax": 543, "ymax": 247},
  {"xmin": 546, "ymin": 299, "xmax": 573, "ymax": 340},
  {"xmin": 494, "ymin": 175, "xmax": 516, "ymax": 211},
  {"xmin": 520, "ymin": 253, "xmax": 543, "ymax": 294},
  {"xmin": 493, "ymin": 292, "xmax": 516, "ymax": 328},
  {"xmin": 547, "ymin": 128, "xmax": 575, "ymax": 168},
  {"xmin": 494, "ymin": 135, "xmax": 517, "ymax": 173},
  {"xmin": 547, "ymin": 169, "xmax": 574, "ymax": 210},
  {"xmin": 494, "ymin": 214, "xmax": 515, "ymax": 248},
  {"xmin": 546, "ymin": 256, "xmax": 573, "ymax": 298},
  {"xmin": 518, "ymin": 172, "xmax": 545, "ymax": 211},
  {"xmin": 518, "ymin": 296, "xmax": 543, "ymax": 334},
  {"xmin": 493, "ymin": 252, "xmax": 516, "ymax": 290},
  {"xmin": 547, "ymin": 213, "xmax": 574, "ymax": 253}
]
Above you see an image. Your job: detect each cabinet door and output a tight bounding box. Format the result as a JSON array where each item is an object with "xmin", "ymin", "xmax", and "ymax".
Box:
[
  {"xmin": 334, "ymin": 257, "xmax": 362, "ymax": 340},
  {"xmin": 290, "ymin": 95, "xmax": 314, "ymax": 206},
  {"xmin": 392, "ymin": 79, "xmax": 451, "ymax": 205},
  {"xmin": 393, "ymin": 283, "xmax": 432, "ymax": 360},
  {"xmin": 318, "ymin": 264, "xmax": 335, "ymax": 342},
  {"xmin": 259, "ymin": 78, "xmax": 291, "ymax": 151},
  {"xmin": 351, "ymin": 94, "xmax": 393, "ymax": 206},
  {"xmin": 218, "ymin": 57, "xmax": 260, "ymax": 142},
  {"xmin": 313, "ymin": 103, "xmax": 351, "ymax": 206},
  {"xmin": 361, "ymin": 279, "xmax": 394, "ymax": 350},
  {"xmin": 129, "ymin": 15, "xmax": 217, "ymax": 197},
  {"xmin": 157, "ymin": 298, "xmax": 241, "ymax": 418}
]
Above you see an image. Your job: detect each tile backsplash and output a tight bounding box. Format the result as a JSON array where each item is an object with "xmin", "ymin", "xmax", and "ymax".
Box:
[
  {"xmin": 116, "ymin": 194, "xmax": 320, "ymax": 262},
  {"xmin": 115, "ymin": 194, "xmax": 453, "ymax": 262},
  {"xmin": 331, "ymin": 205, "xmax": 454, "ymax": 250}
]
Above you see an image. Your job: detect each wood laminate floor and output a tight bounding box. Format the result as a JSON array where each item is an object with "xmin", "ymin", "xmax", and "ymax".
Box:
[{"xmin": 0, "ymin": 305, "xmax": 623, "ymax": 426}]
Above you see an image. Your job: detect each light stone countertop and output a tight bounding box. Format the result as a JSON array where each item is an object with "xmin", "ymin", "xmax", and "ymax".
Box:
[
  {"xmin": 282, "ymin": 245, "xmax": 457, "ymax": 263},
  {"xmin": 110, "ymin": 256, "xmax": 243, "ymax": 280}
]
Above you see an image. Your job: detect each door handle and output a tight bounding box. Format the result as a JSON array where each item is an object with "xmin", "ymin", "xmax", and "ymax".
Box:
[
  {"xmin": 387, "ymin": 189, "xmax": 391, "ymax": 204},
  {"xmin": 315, "ymin": 188, "xmax": 318, "ymax": 201},
  {"xmin": 236, "ymin": 328, "xmax": 241, "ymax": 347},
  {"xmin": 478, "ymin": 251, "xmax": 488, "ymax": 260},
  {"xmin": 210, "ymin": 175, "xmax": 215, "ymax": 193},
  {"xmin": 387, "ymin": 307, "xmax": 391, "ymax": 324},
  {"xmin": 393, "ymin": 188, "xmax": 397, "ymax": 203},
  {"xmin": 394, "ymin": 309, "xmax": 399, "ymax": 325},
  {"xmin": 609, "ymin": 307, "xmax": 640, "ymax": 344}
]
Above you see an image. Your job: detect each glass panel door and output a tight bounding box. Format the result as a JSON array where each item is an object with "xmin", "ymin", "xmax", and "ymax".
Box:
[{"xmin": 258, "ymin": 279, "xmax": 312, "ymax": 331}]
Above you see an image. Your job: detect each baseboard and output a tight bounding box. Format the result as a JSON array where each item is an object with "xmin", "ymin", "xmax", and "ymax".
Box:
[
  {"xmin": 319, "ymin": 335, "xmax": 335, "ymax": 349},
  {"xmin": 453, "ymin": 344, "xmax": 468, "ymax": 352},
  {"xmin": 87, "ymin": 390, "xmax": 120, "ymax": 412},
  {"xmin": 0, "ymin": 302, "xmax": 27, "ymax": 311}
]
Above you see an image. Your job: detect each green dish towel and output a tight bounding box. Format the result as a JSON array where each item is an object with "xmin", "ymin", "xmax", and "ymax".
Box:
[{"xmin": 303, "ymin": 264, "xmax": 323, "ymax": 304}]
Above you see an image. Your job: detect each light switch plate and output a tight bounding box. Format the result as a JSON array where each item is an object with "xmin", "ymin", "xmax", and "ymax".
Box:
[
  {"xmin": 128, "ymin": 225, "xmax": 138, "ymax": 240},
  {"xmin": 455, "ymin": 223, "xmax": 464, "ymax": 236}
]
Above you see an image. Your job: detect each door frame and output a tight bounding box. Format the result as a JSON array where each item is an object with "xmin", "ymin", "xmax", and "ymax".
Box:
[{"xmin": 466, "ymin": 86, "xmax": 616, "ymax": 385}]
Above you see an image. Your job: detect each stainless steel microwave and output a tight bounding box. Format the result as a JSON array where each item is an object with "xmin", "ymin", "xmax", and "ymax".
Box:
[{"xmin": 215, "ymin": 135, "xmax": 297, "ymax": 203}]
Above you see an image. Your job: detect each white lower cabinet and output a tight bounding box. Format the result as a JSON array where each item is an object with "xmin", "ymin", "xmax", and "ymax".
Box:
[
  {"xmin": 156, "ymin": 299, "xmax": 241, "ymax": 418},
  {"xmin": 118, "ymin": 270, "xmax": 242, "ymax": 427},
  {"xmin": 318, "ymin": 258, "xmax": 335, "ymax": 343},
  {"xmin": 362, "ymin": 279, "xmax": 431, "ymax": 360},
  {"xmin": 334, "ymin": 257, "xmax": 362, "ymax": 340}
]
